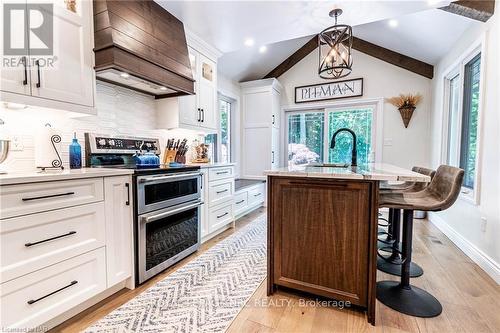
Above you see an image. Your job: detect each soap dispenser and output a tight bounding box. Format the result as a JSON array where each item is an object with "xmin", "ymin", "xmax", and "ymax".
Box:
[{"xmin": 69, "ymin": 132, "xmax": 82, "ymax": 169}]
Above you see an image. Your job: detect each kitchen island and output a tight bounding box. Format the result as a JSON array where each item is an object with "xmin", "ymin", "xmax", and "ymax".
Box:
[{"xmin": 264, "ymin": 164, "xmax": 430, "ymax": 325}]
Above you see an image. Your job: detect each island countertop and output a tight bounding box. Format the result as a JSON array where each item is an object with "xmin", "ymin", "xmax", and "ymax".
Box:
[{"xmin": 264, "ymin": 163, "xmax": 430, "ymax": 182}]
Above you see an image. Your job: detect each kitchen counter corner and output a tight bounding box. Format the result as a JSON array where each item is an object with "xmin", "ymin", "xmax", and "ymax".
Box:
[{"xmin": 0, "ymin": 168, "xmax": 134, "ymax": 185}]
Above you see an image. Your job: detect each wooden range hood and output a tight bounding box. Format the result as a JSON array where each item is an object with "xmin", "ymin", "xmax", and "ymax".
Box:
[{"xmin": 93, "ymin": 0, "xmax": 194, "ymax": 98}]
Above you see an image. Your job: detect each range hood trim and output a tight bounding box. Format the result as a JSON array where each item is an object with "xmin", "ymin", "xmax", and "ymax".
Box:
[{"xmin": 93, "ymin": 0, "xmax": 195, "ymax": 97}]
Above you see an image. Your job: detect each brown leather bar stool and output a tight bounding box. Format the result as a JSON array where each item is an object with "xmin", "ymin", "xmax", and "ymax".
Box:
[
  {"xmin": 377, "ymin": 167, "xmax": 435, "ymax": 278},
  {"xmin": 376, "ymin": 165, "xmax": 464, "ymax": 317}
]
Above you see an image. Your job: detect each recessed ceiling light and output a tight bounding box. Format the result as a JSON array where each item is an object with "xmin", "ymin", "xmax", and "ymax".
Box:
[
  {"xmin": 259, "ymin": 46, "xmax": 267, "ymax": 53},
  {"xmin": 159, "ymin": 86, "xmax": 168, "ymax": 91},
  {"xmin": 120, "ymin": 72, "xmax": 130, "ymax": 78},
  {"xmin": 388, "ymin": 19, "xmax": 398, "ymax": 28},
  {"xmin": 244, "ymin": 38, "xmax": 255, "ymax": 47},
  {"xmin": 427, "ymin": 0, "xmax": 440, "ymax": 5}
]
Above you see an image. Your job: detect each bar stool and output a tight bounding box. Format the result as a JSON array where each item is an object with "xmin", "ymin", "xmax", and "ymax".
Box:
[
  {"xmin": 376, "ymin": 165, "xmax": 464, "ymax": 317},
  {"xmin": 377, "ymin": 167, "xmax": 435, "ymax": 278}
]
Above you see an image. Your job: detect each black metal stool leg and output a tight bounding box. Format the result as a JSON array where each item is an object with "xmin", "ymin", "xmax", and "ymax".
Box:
[
  {"xmin": 378, "ymin": 208, "xmax": 395, "ymax": 249},
  {"xmin": 377, "ymin": 210, "xmax": 442, "ymax": 318},
  {"xmin": 377, "ymin": 208, "xmax": 423, "ymax": 277}
]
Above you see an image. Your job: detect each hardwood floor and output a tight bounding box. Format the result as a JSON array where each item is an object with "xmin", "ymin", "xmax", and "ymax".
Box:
[{"xmin": 52, "ymin": 208, "xmax": 500, "ymax": 333}]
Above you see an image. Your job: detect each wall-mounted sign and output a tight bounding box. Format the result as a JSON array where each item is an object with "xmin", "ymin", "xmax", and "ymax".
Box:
[{"xmin": 295, "ymin": 78, "xmax": 363, "ymax": 103}]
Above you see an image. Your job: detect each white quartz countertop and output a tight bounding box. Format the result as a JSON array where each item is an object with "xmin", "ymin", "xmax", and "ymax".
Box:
[
  {"xmin": 0, "ymin": 168, "xmax": 134, "ymax": 185},
  {"xmin": 264, "ymin": 163, "xmax": 431, "ymax": 182},
  {"xmin": 187, "ymin": 162, "xmax": 236, "ymax": 168}
]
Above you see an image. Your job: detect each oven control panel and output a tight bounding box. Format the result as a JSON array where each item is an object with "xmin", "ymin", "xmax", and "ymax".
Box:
[{"xmin": 86, "ymin": 133, "xmax": 161, "ymax": 154}]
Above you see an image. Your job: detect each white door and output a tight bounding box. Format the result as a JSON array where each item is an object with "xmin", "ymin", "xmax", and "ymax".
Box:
[
  {"xmin": 30, "ymin": 1, "xmax": 94, "ymax": 106},
  {"xmin": 243, "ymin": 126, "xmax": 271, "ymax": 178},
  {"xmin": 104, "ymin": 176, "xmax": 133, "ymax": 287},
  {"xmin": 179, "ymin": 47, "xmax": 199, "ymax": 127},
  {"xmin": 0, "ymin": 0, "xmax": 31, "ymax": 96},
  {"xmin": 198, "ymin": 54, "xmax": 217, "ymax": 129}
]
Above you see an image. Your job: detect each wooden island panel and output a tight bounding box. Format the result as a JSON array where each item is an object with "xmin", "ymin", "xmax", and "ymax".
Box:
[{"xmin": 267, "ymin": 176, "xmax": 378, "ymax": 324}]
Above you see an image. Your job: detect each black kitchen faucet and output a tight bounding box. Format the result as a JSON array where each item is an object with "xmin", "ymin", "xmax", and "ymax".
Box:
[{"xmin": 330, "ymin": 128, "xmax": 357, "ymax": 167}]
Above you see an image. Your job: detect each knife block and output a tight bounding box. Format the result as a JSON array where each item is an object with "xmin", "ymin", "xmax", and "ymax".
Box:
[{"xmin": 163, "ymin": 149, "xmax": 177, "ymax": 164}]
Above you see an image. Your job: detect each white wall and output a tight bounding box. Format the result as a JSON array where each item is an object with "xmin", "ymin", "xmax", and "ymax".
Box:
[
  {"xmin": 429, "ymin": 3, "xmax": 500, "ymax": 283},
  {"xmin": 278, "ymin": 48, "xmax": 433, "ymax": 169},
  {"xmin": 218, "ymin": 73, "xmax": 242, "ymax": 177},
  {"xmin": 0, "ymin": 82, "xmax": 203, "ymax": 172}
]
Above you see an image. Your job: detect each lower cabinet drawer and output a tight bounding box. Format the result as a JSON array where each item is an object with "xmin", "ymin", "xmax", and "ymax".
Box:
[
  {"xmin": 1, "ymin": 202, "xmax": 106, "ymax": 282},
  {"xmin": 248, "ymin": 184, "xmax": 265, "ymax": 206},
  {"xmin": 234, "ymin": 191, "xmax": 248, "ymax": 216},
  {"xmin": 0, "ymin": 178, "xmax": 104, "ymax": 219},
  {"xmin": 208, "ymin": 166, "xmax": 234, "ymax": 182},
  {"xmin": 209, "ymin": 203, "xmax": 233, "ymax": 234},
  {"xmin": 208, "ymin": 179, "xmax": 234, "ymax": 207},
  {"xmin": 0, "ymin": 247, "xmax": 107, "ymax": 330}
]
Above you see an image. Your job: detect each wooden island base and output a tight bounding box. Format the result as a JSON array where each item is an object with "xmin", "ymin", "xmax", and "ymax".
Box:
[{"xmin": 267, "ymin": 176, "xmax": 379, "ymax": 325}]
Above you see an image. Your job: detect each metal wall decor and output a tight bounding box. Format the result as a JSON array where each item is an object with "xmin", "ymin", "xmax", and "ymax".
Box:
[{"xmin": 318, "ymin": 8, "xmax": 353, "ymax": 79}]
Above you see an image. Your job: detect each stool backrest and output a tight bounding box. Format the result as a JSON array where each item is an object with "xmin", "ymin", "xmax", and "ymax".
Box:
[
  {"xmin": 411, "ymin": 166, "xmax": 436, "ymax": 191},
  {"xmin": 427, "ymin": 165, "xmax": 464, "ymax": 211}
]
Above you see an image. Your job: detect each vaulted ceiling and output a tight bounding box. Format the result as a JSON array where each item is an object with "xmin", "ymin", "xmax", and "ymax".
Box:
[{"xmin": 156, "ymin": 1, "xmax": 481, "ymax": 82}]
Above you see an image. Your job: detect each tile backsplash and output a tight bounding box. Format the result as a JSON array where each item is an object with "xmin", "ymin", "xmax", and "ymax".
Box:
[{"xmin": 0, "ymin": 82, "xmax": 204, "ymax": 172}]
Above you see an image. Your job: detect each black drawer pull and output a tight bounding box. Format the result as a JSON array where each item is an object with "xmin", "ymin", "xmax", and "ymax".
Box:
[
  {"xmin": 125, "ymin": 183, "xmax": 130, "ymax": 206},
  {"xmin": 25, "ymin": 231, "xmax": 76, "ymax": 247},
  {"xmin": 22, "ymin": 56, "xmax": 28, "ymax": 85},
  {"xmin": 236, "ymin": 199, "xmax": 245, "ymax": 204},
  {"xmin": 216, "ymin": 189, "xmax": 228, "ymax": 194},
  {"xmin": 254, "ymin": 193, "xmax": 262, "ymax": 197},
  {"xmin": 216, "ymin": 171, "xmax": 229, "ymax": 175},
  {"xmin": 27, "ymin": 280, "xmax": 78, "ymax": 305},
  {"xmin": 35, "ymin": 59, "xmax": 41, "ymax": 88},
  {"xmin": 216, "ymin": 212, "xmax": 229, "ymax": 219},
  {"xmin": 22, "ymin": 192, "xmax": 75, "ymax": 201}
]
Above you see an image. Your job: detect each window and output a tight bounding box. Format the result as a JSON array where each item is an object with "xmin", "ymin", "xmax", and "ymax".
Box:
[
  {"xmin": 287, "ymin": 106, "xmax": 374, "ymax": 166},
  {"xmin": 219, "ymin": 97, "xmax": 232, "ymax": 163},
  {"xmin": 444, "ymin": 50, "xmax": 482, "ymax": 201}
]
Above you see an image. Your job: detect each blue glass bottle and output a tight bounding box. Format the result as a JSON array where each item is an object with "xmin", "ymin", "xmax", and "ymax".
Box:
[{"xmin": 69, "ymin": 132, "xmax": 82, "ymax": 169}]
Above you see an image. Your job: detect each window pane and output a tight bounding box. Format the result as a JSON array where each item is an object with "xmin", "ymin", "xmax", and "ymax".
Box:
[
  {"xmin": 447, "ymin": 74, "xmax": 461, "ymax": 165},
  {"xmin": 287, "ymin": 112, "xmax": 324, "ymax": 166},
  {"xmin": 460, "ymin": 54, "xmax": 481, "ymax": 189},
  {"xmin": 219, "ymin": 99, "xmax": 230, "ymax": 163},
  {"xmin": 327, "ymin": 108, "xmax": 373, "ymax": 165}
]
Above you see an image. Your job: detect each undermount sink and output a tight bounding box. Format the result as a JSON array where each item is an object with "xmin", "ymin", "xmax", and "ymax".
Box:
[{"xmin": 307, "ymin": 163, "xmax": 350, "ymax": 168}]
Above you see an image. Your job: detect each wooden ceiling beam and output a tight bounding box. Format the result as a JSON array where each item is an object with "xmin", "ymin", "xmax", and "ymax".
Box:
[
  {"xmin": 263, "ymin": 35, "xmax": 434, "ymax": 80},
  {"xmin": 439, "ymin": 0, "xmax": 495, "ymax": 22}
]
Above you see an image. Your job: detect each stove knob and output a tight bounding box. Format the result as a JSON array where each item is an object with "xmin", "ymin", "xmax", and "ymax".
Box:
[
  {"xmin": 108, "ymin": 139, "xmax": 115, "ymax": 146},
  {"xmin": 98, "ymin": 139, "xmax": 106, "ymax": 146}
]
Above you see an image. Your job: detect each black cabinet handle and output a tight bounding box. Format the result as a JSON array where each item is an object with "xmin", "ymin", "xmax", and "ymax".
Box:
[
  {"xmin": 236, "ymin": 199, "xmax": 245, "ymax": 204},
  {"xmin": 272, "ymin": 151, "xmax": 275, "ymax": 164},
  {"xmin": 125, "ymin": 183, "xmax": 130, "ymax": 206},
  {"xmin": 22, "ymin": 56, "xmax": 28, "ymax": 85},
  {"xmin": 35, "ymin": 59, "xmax": 41, "ymax": 88},
  {"xmin": 216, "ymin": 189, "xmax": 228, "ymax": 194},
  {"xmin": 272, "ymin": 114, "xmax": 275, "ymax": 125},
  {"xmin": 197, "ymin": 108, "xmax": 201, "ymax": 122},
  {"xmin": 27, "ymin": 280, "xmax": 78, "ymax": 305},
  {"xmin": 25, "ymin": 231, "xmax": 77, "ymax": 247},
  {"xmin": 216, "ymin": 212, "xmax": 229, "ymax": 219},
  {"xmin": 22, "ymin": 191, "xmax": 75, "ymax": 201},
  {"xmin": 254, "ymin": 193, "xmax": 262, "ymax": 197},
  {"xmin": 216, "ymin": 171, "xmax": 229, "ymax": 175},
  {"xmin": 201, "ymin": 108, "xmax": 204, "ymax": 122}
]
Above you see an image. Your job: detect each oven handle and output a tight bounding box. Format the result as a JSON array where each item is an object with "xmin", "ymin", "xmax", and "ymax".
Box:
[
  {"xmin": 138, "ymin": 172, "xmax": 202, "ymax": 184},
  {"xmin": 141, "ymin": 200, "xmax": 204, "ymax": 223}
]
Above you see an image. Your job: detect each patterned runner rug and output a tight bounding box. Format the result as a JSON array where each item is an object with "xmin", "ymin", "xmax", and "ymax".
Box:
[{"xmin": 85, "ymin": 215, "xmax": 267, "ymax": 333}]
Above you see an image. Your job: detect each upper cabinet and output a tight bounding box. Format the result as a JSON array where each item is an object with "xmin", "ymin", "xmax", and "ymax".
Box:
[
  {"xmin": 0, "ymin": 0, "xmax": 95, "ymax": 114},
  {"xmin": 156, "ymin": 32, "xmax": 220, "ymax": 132}
]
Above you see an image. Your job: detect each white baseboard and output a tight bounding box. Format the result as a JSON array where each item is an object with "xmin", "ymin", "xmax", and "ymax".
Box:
[{"xmin": 428, "ymin": 212, "xmax": 500, "ymax": 284}]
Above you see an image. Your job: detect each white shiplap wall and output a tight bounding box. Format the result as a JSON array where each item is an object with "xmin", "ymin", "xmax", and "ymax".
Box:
[{"xmin": 0, "ymin": 82, "xmax": 203, "ymax": 172}]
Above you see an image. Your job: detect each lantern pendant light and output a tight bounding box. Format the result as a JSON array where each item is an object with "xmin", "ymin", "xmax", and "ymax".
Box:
[{"xmin": 318, "ymin": 8, "xmax": 353, "ymax": 79}]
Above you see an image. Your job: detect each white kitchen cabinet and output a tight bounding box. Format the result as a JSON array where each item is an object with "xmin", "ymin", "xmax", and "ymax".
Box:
[
  {"xmin": 0, "ymin": 0, "xmax": 95, "ymax": 114},
  {"xmin": 156, "ymin": 35, "xmax": 219, "ymax": 132},
  {"xmin": 234, "ymin": 182, "xmax": 265, "ymax": 219},
  {"xmin": 200, "ymin": 165, "xmax": 235, "ymax": 241},
  {"xmin": 104, "ymin": 176, "xmax": 133, "ymax": 287},
  {"xmin": 241, "ymin": 79, "xmax": 282, "ymax": 179}
]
